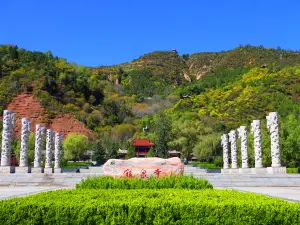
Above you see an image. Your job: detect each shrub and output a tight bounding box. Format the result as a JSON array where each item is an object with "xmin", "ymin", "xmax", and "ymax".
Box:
[
  {"xmin": 287, "ymin": 168, "xmax": 299, "ymax": 174},
  {"xmin": 1, "ymin": 189, "xmax": 300, "ymax": 224},
  {"xmin": 76, "ymin": 175, "xmax": 213, "ymax": 190}
]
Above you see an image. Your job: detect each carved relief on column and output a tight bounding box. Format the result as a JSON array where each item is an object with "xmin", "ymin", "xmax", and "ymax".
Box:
[
  {"xmin": 221, "ymin": 134, "xmax": 229, "ymax": 169},
  {"xmin": 266, "ymin": 112, "xmax": 281, "ymax": 167},
  {"xmin": 237, "ymin": 126, "xmax": 249, "ymax": 169},
  {"xmin": 251, "ymin": 120, "xmax": 263, "ymax": 168},
  {"xmin": 54, "ymin": 133, "xmax": 62, "ymax": 169},
  {"xmin": 34, "ymin": 124, "xmax": 43, "ymax": 168},
  {"xmin": 19, "ymin": 118, "xmax": 31, "ymax": 167},
  {"xmin": 1, "ymin": 110, "xmax": 13, "ymax": 166},
  {"xmin": 229, "ymin": 130, "xmax": 238, "ymax": 169},
  {"xmin": 45, "ymin": 129, "xmax": 54, "ymax": 168}
]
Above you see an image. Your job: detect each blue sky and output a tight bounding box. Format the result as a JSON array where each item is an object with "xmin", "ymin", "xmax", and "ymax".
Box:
[{"xmin": 1, "ymin": 0, "xmax": 299, "ymax": 66}]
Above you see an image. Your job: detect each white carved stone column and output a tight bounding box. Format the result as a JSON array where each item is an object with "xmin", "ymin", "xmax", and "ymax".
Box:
[
  {"xmin": 16, "ymin": 118, "xmax": 31, "ymax": 173},
  {"xmin": 266, "ymin": 112, "xmax": 282, "ymax": 167},
  {"xmin": 54, "ymin": 132, "xmax": 63, "ymax": 173},
  {"xmin": 221, "ymin": 134, "xmax": 229, "ymax": 169},
  {"xmin": 0, "ymin": 110, "xmax": 15, "ymax": 173},
  {"xmin": 44, "ymin": 129, "xmax": 54, "ymax": 173},
  {"xmin": 251, "ymin": 120, "xmax": 263, "ymax": 168},
  {"xmin": 32, "ymin": 124, "xmax": 44, "ymax": 173},
  {"xmin": 229, "ymin": 130, "xmax": 238, "ymax": 170},
  {"xmin": 237, "ymin": 126, "xmax": 249, "ymax": 169}
]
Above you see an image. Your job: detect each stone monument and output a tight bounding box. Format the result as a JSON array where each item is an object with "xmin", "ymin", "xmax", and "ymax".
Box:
[
  {"xmin": 228, "ymin": 130, "xmax": 238, "ymax": 173},
  {"xmin": 44, "ymin": 129, "xmax": 54, "ymax": 173},
  {"xmin": 266, "ymin": 112, "xmax": 286, "ymax": 174},
  {"xmin": 0, "ymin": 110, "xmax": 15, "ymax": 173},
  {"xmin": 32, "ymin": 124, "xmax": 44, "ymax": 173},
  {"xmin": 16, "ymin": 118, "xmax": 31, "ymax": 173},
  {"xmin": 221, "ymin": 134, "xmax": 229, "ymax": 173},
  {"xmin": 54, "ymin": 132, "xmax": 62, "ymax": 173}
]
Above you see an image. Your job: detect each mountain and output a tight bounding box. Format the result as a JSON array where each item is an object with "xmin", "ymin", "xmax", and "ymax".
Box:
[{"xmin": 1, "ymin": 44, "xmax": 300, "ymax": 168}]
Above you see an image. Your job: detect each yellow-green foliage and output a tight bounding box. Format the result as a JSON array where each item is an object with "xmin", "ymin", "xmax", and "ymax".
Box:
[
  {"xmin": 175, "ymin": 66, "xmax": 300, "ymax": 128},
  {"xmin": 1, "ymin": 189, "xmax": 300, "ymax": 224}
]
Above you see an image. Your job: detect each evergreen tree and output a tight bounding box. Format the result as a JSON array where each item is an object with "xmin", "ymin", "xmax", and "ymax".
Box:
[
  {"xmin": 91, "ymin": 141, "xmax": 106, "ymax": 164},
  {"xmin": 154, "ymin": 113, "xmax": 171, "ymax": 158},
  {"xmin": 147, "ymin": 146, "xmax": 156, "ymax": 157}
]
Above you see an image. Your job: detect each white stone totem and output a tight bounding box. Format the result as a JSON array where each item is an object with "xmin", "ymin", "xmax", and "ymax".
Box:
[
  {"xmin": 266, "ymin": 112, "xmax": 285, "ymax": 174},
  {"xmin": 251, "ymin": 120, "xmax": 263, "ymax": 168},
  {"xmin": 221, "ymin": 134, "xmax": 229, "ymax": 170},
  {"xmin": 32, "ymin": 124, "xmax": 44, "ymax": 173},
  {"xmin": 54, "ymin": 132, "xmax": 63, "ymax": 173},
  {"xmin": 228, "ymin": 130, "xmax": 238, "ymax": 170},
  {"xmin": 237, "ymin": 126, "xmax": 249, "ymax": 169},
  {"xmin": 0, "ymin": 110, "xmax": 15, "ymax": 173},
  {"xmin": 44, "ymin": 129, "xmax": 54, "ymax": 173},
  {"xmin": 15, "ymin": 118, "xmax": 31, "ymax": 173}
]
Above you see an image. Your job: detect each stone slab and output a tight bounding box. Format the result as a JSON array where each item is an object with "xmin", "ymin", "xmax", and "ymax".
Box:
[
  {"xmin": 239, "ymin": 168, "xmax": 252, "ymax": 174},
  {"xmin": 15, "ymin": 167, "xmax": 30, "ymax": 174},
  {"xmin": 44, "ymin": 168, "xmax": 54, "ymax": 174},
  {"xmin": 251, "ymin": 168, "xmax": 268, "ymax": 174},
  {"xmin": 267, "ymin": 167, "xmax": 286, "ymax": 174},
  {"xmin": 31, "ymin": 168, "xmax": 44, "ymax": 173},
  {"xmin": 0, "ymin": 166, "xmax": 15, "ymax": 174},
  {"xmin": 54, "ymin": 168, "xmax": 62, "ymax": 173}
]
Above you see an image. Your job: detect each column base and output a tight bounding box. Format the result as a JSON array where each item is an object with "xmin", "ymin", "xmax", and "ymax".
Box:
[
  {"xmin": 15, "ymin": 167, "xmax": 30, "ymax": 173},
  {"xmin": 31, "ymin": 167, "xmax": 44, "ymax": 173},
  {"xmin": 267, "ymin": 167, "xmax": 286, "ymax": 174},
  {"xmin": 239, "ymin": 168, "xmax": 252, "ymax": 174},
  {"xmin": 54, "ymin": 168, "xmax": 62, "ymax": 173},
  {"xmin": 44, "ymin": 168, "xmax": 54, "ymax": 174},
  {"xmin": 221, "ymin": 168, "xmax": 230, "ymax": 174},
  {"xmin": 0, "ymin": 166, "xmax": 15, "ymax": 173},
  {"xmin": 251, "ymin": 168, "xmax": 268, "ymax": 174}
]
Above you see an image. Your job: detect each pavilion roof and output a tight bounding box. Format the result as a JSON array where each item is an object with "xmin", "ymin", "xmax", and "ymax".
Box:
[{"xmin": 133, "ymin": 139, "xmax": 155, "ymax": 147}]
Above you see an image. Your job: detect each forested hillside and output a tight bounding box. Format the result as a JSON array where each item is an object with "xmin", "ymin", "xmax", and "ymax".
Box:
[{"xmin": 1, "ymin": 44, "xmax": 300, "ymax": 168}]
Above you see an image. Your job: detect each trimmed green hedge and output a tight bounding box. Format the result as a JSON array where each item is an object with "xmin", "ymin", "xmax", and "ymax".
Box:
[
  {"xmin": 1, "ymin": 189, "xmax": 300, "ymax": 224},
  {"xmin": 287, "ymin": 168, "xmax": 300, "ymax": 174},
  {"xmin": 76, "ymin": 175, "xmax": 213, "ymax": 190}
]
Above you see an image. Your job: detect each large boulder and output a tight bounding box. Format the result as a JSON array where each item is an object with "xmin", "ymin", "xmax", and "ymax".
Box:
[{"xmin": 103, "ymin": 157, "xmax": 184, "ymax": 178}]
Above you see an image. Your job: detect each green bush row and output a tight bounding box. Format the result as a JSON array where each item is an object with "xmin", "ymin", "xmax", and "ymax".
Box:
[
  {"xmin": 1, "ymin": 189, "xmax": 300, "ymax": 224},
  {"xmin": 76, "ymin": 175, "xmax": 213, "ymax": 190},
  {"xmin": 287, "ymin": 167, "xmax": 300, "ymax": 173}
]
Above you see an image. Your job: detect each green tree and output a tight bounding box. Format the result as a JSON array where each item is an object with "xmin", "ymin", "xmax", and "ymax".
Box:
[
  {"xmin": 91, "ymin": 141, "xmax": 106, "ymax": 164},
  {"xmin": 126, "ymin": 144, "xmax": 136, "ymax": 159},
  {"xmin": 154, "ymin": 113, "xmax": 171, "ymax": 158},
  {"xmin": 14, "ymin": 133, "xmax": 35, "ymax": 166},
  {"xmin": 63, "ymin": 134, "xmax": 89, "ymax": 161},
  {"xmin": 147, "ymin": 146, "xmax": 156, "ymax": 157}
]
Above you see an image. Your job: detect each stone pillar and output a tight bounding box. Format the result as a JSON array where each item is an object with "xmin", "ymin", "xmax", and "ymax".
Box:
[
  {"xmin": 32, "ymin": 124, "xmax": 44, "ymax": 173},
  {"xmin": 221, "ymin": 134, "xmax": 229, "ymax": 169},
  {"xmin": 44, "ymin": 129, "xmax": 54, "ymax": 173},
  {"xmin": 237, "ymin": 126, "xmax": 249, "ymax": 169},
  {"xmin": 266, "ymin": 112, "xmax": 285, "ymax": 173},
  {"xmin": 228, "ymin": 130, "xmax": 238, "ymax": 171},
  {"xmin": 0, "ymin": 110, "xmax": 15, "ymax": 173},
  {"xmin": 251, "ymin": 120, "xmax": 263, "ymax": 168},
  {"xmin": 54, "ymin": 132, "xmax": 62, "ymax": 173},
  {"xmin": 16, "ymin": 118, "xmax": 31, "ymax": 173}
]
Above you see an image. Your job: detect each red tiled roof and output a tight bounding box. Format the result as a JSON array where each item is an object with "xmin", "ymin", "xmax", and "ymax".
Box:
[{"xmin": 133, "ymin": 139, "xmax": 155, "ymax": 147}]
